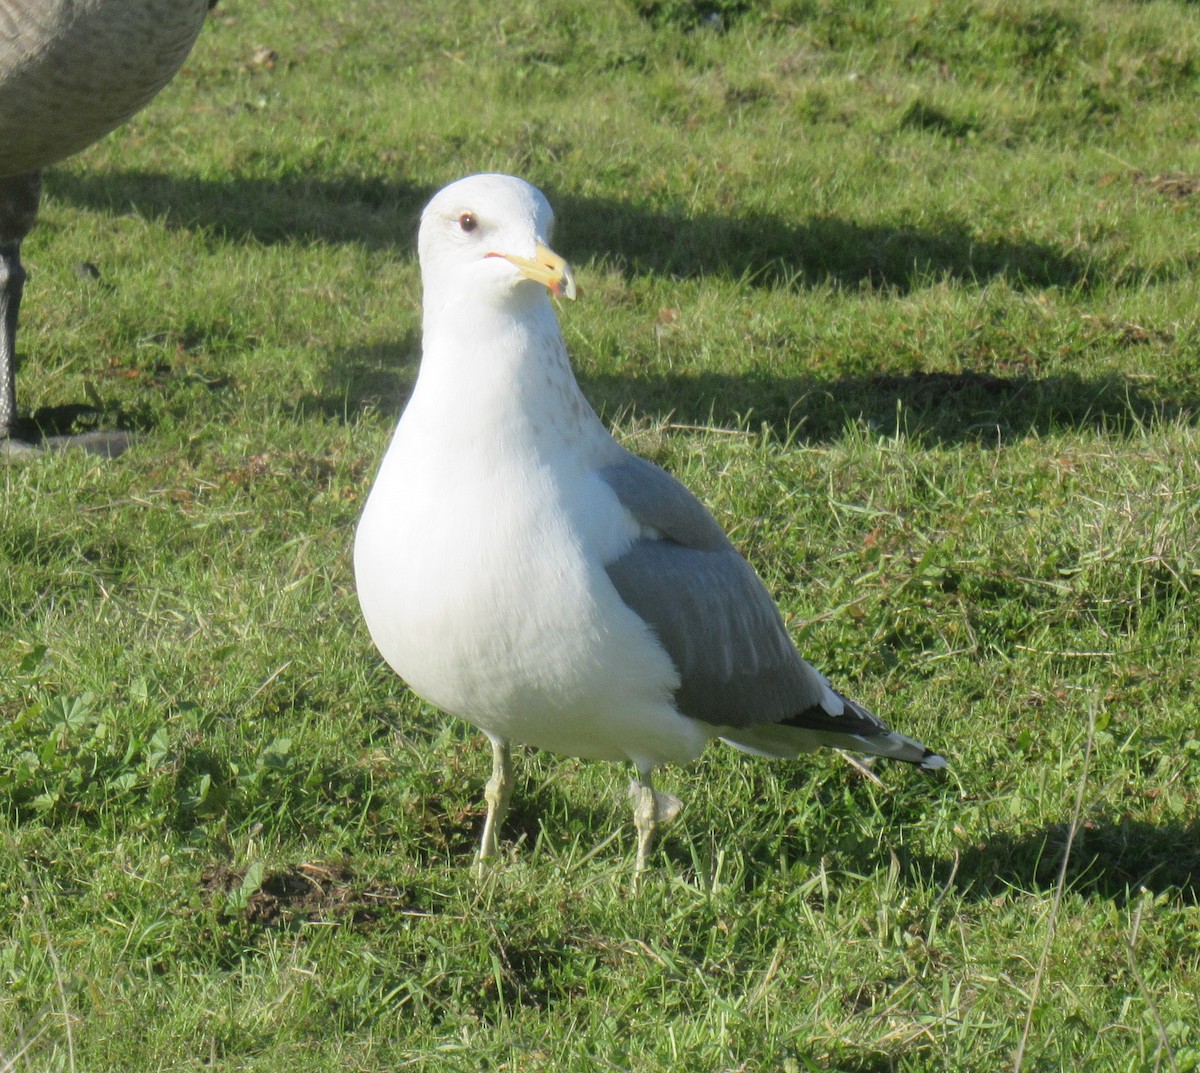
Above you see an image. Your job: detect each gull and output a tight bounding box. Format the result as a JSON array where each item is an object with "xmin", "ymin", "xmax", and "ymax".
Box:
[{"xmin": 354, "ymin": 174, "xmax": 945, "ymax": 872}]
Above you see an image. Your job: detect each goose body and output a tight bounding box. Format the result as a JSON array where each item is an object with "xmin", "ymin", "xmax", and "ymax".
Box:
[{"xmin": 0, "ymin": 0, "xmax": 211, "ymax": 448}]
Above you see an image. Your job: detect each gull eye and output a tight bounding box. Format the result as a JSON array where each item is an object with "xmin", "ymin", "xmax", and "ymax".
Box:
[{"xmin": 458, "ymin": 212, "xmax": 478, "ymax": 233}]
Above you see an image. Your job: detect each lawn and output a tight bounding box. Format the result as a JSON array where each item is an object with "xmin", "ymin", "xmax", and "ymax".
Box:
[{"xmin": 3, "ymin": 1, "xmax": 1200, "ymax": 1070}]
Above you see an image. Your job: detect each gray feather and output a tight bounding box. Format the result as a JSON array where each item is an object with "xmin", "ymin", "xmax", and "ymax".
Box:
[
  {"xmin": 599, "ymin": 457, "xmax": 832, "ymax": 728},
  {"xmin": 598, "ymin": 454, "xmax": 730, "ymax": 551}
]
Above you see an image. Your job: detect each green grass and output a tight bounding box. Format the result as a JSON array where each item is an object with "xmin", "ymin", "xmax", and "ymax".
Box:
[{"xmin": 3, "ymin": 0, "xmax": 1200, "ymax": 1069}]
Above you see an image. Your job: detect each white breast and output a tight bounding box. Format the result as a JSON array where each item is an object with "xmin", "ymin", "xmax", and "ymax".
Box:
[{"xmin": 353, "ymin": 364, "xmax": 711, "ymax": 769}]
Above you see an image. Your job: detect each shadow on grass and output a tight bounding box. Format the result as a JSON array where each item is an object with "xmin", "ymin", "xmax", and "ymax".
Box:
[
  {"xmin": 933, "ymin": 817, "xmax": 1200, "ymax": 905},
  {"xmin": 583, "ymin": 367, "xmax": 1197, "ymax": 444},
  {"xmin": 44, "ymin": 169, "xmax": 1198, "ymax": 444},
  {"xmin": 553, "ymin": 193, "xmax": 1096, "ymax": 293},
  {"xmin": 656, "ymin": 760, "xmax": 1200, "ymax": 907},
  {"xmin": 324, "ymin": 342, "xmax": 1198, "ymax": 444},
  {"xmin": 46, "ymin": 169, "xmax": 431, "ymax": 253},
  {"xmin": 693, "ymin": 809, "xmax": 1200, "ymax": 908},
  {"xmin": 49, "ymin": 168, "xmax": 1100, "ymax": 293}
]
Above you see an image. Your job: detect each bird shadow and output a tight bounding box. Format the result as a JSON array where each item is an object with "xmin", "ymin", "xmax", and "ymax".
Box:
[
  {"xmin": 44, "ymin": 169, "xmax": 430, "ymax": 253},
  {"xmin": 48, "ymin": 167, "xmax": 1108, "ymax": 293},
  {"xmin": 42, "ymin": 168, "xmax": 1196, "ymax": 446},
  {"xmin": 477, "ymin": 775, "xmax": 1200, "ymax": 907},
  {"xmin": 552, "ymin": 189, "xmax": 1101, "ymax": 293},
  {"xmin": 643, "ymin": 756, "xmax": 1200, "ymax": 906},
  {"xmin": 580, "ymin": 367, "xmax": 1194, "ymax": 445},
  {"xmin": 320, "ymin": 339, "xmax": 1195, "ymax": 446},
  {"xmin": 910, "ymin": 816, "xmax": 1200, "ymax": 906},
  {"xmin": 673, "ymin": 787, "xmax": 1200, "ymax": 907}
]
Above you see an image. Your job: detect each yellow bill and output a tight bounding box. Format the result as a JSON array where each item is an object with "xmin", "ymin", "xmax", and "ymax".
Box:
[{"xmin": 490, "ymin": 242, "xmax": 577, "ymax": 300}]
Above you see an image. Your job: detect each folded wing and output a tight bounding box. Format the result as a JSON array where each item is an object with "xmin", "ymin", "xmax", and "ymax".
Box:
[{"xmin": 599, "ymin": 454, "xmax": 945, "ymax": 768}]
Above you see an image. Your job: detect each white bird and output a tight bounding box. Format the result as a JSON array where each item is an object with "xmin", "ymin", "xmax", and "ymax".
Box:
[{"xmin": 354, "ymin": 173, "xmax": 945, "ymax": 872}]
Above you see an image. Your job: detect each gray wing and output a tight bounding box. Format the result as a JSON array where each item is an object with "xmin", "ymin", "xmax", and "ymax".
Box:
[{"xmin": 599, "ymin": 454, "xmax": 833, "ymax": 729}]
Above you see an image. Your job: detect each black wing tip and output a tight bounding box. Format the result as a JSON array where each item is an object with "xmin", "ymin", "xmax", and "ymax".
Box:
[
  {"xmin": 822, "ymin": 694, "xmax": 948, "ymax": 771},
  {"xmin": 782, "ymin": 696, "xmax": 887, "ymax": 738}
]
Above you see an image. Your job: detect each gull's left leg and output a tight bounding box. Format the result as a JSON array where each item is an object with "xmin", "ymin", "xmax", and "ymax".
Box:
[
  {"xmin": 477, "ymin": 732, "xmax": 514, "ymax": 866},
  {"xmin": 628, "ymin": 766, "xmax": 682, "ymax": 873}
]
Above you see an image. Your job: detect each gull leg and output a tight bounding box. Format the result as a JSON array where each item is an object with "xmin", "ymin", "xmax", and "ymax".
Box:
[
  {"xmin": 628, "ymin": 767, "xmax": 682, "ymax": 874},
  {"xmin": 477, "ymin": 733, "xmax": 513, "ymax": 866}
]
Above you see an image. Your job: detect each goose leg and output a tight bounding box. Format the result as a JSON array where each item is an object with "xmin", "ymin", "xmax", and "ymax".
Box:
[
  {"xmin": 0, "ymin": 171, "xmax": 41, "ymax": 444},
  {"xmin": 0, "ymin": 170, "xmax": 131, "ymax": 458},
  {"xmin": 477, "ymin": 733, "xmax": 514, "ymax": 866}
]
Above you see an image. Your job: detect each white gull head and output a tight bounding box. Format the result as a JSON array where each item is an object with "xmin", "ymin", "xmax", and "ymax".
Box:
[{"xmin": 417, "ymin": 173, "xmax": 577, "ymax": 318}]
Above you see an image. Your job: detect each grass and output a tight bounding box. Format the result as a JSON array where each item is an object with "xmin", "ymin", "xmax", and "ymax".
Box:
[{"xmin": 3, "ymin": 0, "xmax": 1200, "ymax": 1068}]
